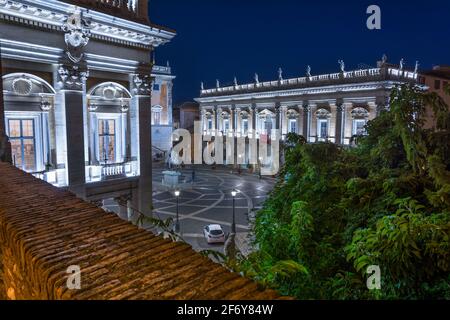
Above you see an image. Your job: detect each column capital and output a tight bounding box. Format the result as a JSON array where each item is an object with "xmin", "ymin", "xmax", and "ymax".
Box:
[
  {"xmin": 274, "ymin": 101, "xmax": 281, "ymax": 109},
  {"xmin": 132, "ymin": 73, "xmax": 154, "ymax": 96},
  {"xmin": 57, "ymin": 63, "xmax": 89, "ymax": 91}
]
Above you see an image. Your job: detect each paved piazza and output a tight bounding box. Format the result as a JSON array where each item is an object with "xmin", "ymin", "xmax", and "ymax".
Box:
[
  {"xmin": 105, "ymin": 164, "xmax": 276, "ymax": 252},
  {"xmin": 151, "ymin": 165, "xmax": 276, "ymax": 252}
]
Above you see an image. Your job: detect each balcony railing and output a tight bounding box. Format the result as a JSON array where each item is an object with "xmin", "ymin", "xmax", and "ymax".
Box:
[
  {"xmin": 86, "ymin": 161, "xmax": 138, "ymax": 183},
  {"xmin": 63, "ymin": 0, "xmax": 142, "ymax": 22},
  {"xmin": 200, "ymin": 66, "xmax": 418, "ymax": 97}
]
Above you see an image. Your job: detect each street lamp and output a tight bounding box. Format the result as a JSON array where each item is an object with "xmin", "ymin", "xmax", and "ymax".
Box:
[
  {"xmin": 174, "ymin": 189, "xmax": 181, "ymax": 233},
  {"xmin": 231, "ymin": 189, "xmax": 238, "ymax": 234}
]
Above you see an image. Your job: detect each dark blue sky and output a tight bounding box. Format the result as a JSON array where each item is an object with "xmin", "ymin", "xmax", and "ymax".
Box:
[{"xmin": 150, "ymin": 0, "xmax": 450, "ymax": 104}]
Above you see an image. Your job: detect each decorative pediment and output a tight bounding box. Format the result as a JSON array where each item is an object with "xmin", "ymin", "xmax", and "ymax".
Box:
[
  {"xmin": 315, "ymin": 108, "xmax": 331, "ymax": 119},
  {"xmin": 2, "ymin": 73, "xmax": 56, "ymax": 96},
  {"xmin": 88, "ymin": 82, "xmax": 132, "ymax": 100},
  {"xmin": 287, "ymin": 109, "xmax": 300, "ymax": 118}
]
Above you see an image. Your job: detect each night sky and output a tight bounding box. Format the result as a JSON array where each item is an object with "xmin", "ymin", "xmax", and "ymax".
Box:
[{"xmin": 150, "ymin": 0, "xmax": 450, "ymax": 104}]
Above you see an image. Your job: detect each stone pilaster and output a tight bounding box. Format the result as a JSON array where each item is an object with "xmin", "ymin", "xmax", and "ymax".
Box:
[
  {"xmin": 0, "ymin": 46, "xmax": 12, "ymax": 164},
  {"xmin": 274, "ymin": 102, "xmax": 281, "ymax": 131},
  {"xmin": 56, "ymin": 62, "xmax": 89, "ymax": 191},
  {"xmin": 303, "ymin": 104, "xmax": 310, "ymax": 141},
  {"xmin": 335, "ymin": 101, "xmax": 345, "ymax": 145},
  {"xmin": 131, "ymin": 68, "xmax": 153, "ymax": 216}
]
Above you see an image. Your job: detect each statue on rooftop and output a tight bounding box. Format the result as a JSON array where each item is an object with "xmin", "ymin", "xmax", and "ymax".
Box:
[
  {"xmin": 201, "ymin": 82, "xmax": 204, "ymax": 91},
  {"xmin": 216, "ymin": 79, "xmax": 220, "ymax": 88},
  {"xmin": 255, "ymin": 73, "xmax": 260, "ymax": 84},
  {"xmin": 382, "ymin": 54, "xmax": 388, "ymax": 65},
  {"xmin": 399, "ymin": 58, "xmax": 404, "ymax": 70},
  {"xmin": 234, "ymin": 76, "xmax": 238, "ymax": 86},
  {"xmin": 414, "ymin": 60, "xmax": 420, "ymax": 73},
  {"xmin": 338, "ymin": 60, "xmax": 345, "ymax": 72},
  {"xmin": 306, "ymin": 65, "xmax": 311, "ymax": 77},
  {"xmin": 278, "ymin": 68, "xmax": 283, "ymax": 81}
]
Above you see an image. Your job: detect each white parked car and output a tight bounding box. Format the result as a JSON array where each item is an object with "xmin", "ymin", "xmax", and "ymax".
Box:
[{"xmin": 203, "ymin": 224, "xmax": 225, "ymax": 244}]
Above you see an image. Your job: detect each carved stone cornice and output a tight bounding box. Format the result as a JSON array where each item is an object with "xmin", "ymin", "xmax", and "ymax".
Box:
[{"xmin": 0, "ymin": 0, "xmax": 174, "ymax": 49}]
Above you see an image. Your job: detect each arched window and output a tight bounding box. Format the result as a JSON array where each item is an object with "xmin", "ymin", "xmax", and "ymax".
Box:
[
  {"xmin": 87, "ymin": 82, "xmax": 132, "ymax": 165},
  {"xmin": 2, "ymin": 73, "xmax": 56, "ymax": 173}
]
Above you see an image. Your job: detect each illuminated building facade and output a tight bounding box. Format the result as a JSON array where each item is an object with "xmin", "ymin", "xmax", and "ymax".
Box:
[
  {"xmin": 196, "ymin": 59, "xmax": 418, "ymax": 166},
  {"xmin": 0, "ymin": 0, "xmax": 175, "ymax": 216}
]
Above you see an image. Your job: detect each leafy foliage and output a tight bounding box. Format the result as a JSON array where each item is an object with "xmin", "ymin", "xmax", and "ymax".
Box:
[{"xmin": 246, "ymin": 84, "xmax": 450, "ymax": 299}]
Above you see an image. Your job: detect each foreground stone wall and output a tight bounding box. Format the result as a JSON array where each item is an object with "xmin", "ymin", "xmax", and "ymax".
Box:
[{"xmin": 0, "ymin": 163, "xmax": 281, "ymax": 300}]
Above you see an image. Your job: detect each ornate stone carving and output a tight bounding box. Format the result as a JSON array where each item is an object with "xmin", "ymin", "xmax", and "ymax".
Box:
[
  {"xmin": 57, "ymin": 64, "xmax": 89, "ymax": 91},
  {"xmin": 12, "ymin": 77, "xmax": 32, "ymax": 96},
  {"xmin": 88, "ymin": 103, "xmax": 99, "ymax": 112},
  {"xmin": 40, "ymin": 96, "xmax": 52, "ymax": 112},
  {"xmin": 63, "ymin": 7, "xmax": 91, "ymax": 63},
  {"xmin": 315, "ymin": 108, "xmax": 332, "ymax": 119},
  {"xmin": 351, "ymin": 107, "xmax": 370, "ymax": 119},
  {"xmin": 132, "ymin": 74, "xmax": 153, "ymax": 96}
]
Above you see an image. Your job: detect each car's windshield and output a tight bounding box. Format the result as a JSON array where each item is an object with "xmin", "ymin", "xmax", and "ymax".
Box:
[{"xmin": 210, "ymin": 230, "xmax": 223, "ymax": 236}]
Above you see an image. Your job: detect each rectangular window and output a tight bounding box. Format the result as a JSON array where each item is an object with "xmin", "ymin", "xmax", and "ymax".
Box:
[
  {"xmin": 152, "ymin": 111, "xmax": 161, "ymax": 125},
  {"xmin": 317, "ymin": 119, "xmax": 328, "ymax": 139},
  {"xmin": 242, "ymin": 119, "xmax": 249, "ymax": 134},
  {"xmin": 98, "ymin": 119, "xmax": 116, "ymax": 163},
  {"xmin": 153, "ymin": 84, "xmax": 160, "ymax": 91},
  {"xmin": 8, "ymin": 119, "xmax": 36, "ymax": 172},
  {"xmin": 224, "ymin": 119, "xmax": 230, "ymax": 133},
  {"xmin": 353, "ymin": 119, "xmax": 367, "ymax": 136},
  {"xmin": 435, "ymin": 80, "xmax": 441, "ymax": 90},
  {"xmin": 264, "ymin": 120, "xmax": 273, "ymax": 134},
  {"xmin": 207, "ymin": 118, "xmax": 213, "ymax": 130},
  {"xmin": 289, "ymin": 119, "xmax": 297, "ymax": 133}
]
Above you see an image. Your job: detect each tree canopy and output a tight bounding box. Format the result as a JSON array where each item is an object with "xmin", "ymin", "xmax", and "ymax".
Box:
[{"xmin": 238, "ymin": 84, "xmax": 450, "ymax": 299}]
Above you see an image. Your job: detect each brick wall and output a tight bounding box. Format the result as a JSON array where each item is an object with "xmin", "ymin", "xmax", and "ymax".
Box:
[{"xmin": 0, "ymin": 163, "xmax": 282, "ymax": 300}]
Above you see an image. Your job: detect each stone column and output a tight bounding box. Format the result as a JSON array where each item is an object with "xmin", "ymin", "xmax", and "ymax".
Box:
[
  {"xmin": 297, "ymin": 106, "xmax": 303, "ymax": 135},
  {"xmin": 376, "ymin": 96, "xmax": 389, "ymax": 116},
  {"xmin": 200, "ymin": 108, "xmax": 206, "ymax": 132},
  {"xmin": 212, "ymin": 106, "xmax": 217, "ymax": 134},
  {"xmin": 235, "ymin": 107, "xmax": 241, "ymax": 134},
  {"xmin": 281, "ymin": 106, "xmax": 289, "ymax": 135},
  {"xmin": 251, "ymin": 104, "xmax": 257, "ymax": 136},
  {"xmin": 335, "ymin": 100, "xmax": 345, "ymax": 145},
  {"xmin": 216, "ymin": 107, "xmax": 222, "ymax": 133},
  {"xmin": 167, "ymin": 82, "xmax": 173, "ymax": 126},
  {"xmin": 56, "ymin": 63, "xmax": 89, "ymax": 193},
  {"xmin": 274, "ymin": 102, "xmax": 281, "ymax": 131},
  {"xmin": 230, "ymin": 105, "xmax": 236, "ymax": 134},
  {"xmin": 303, "ymin": 104, "xmax": 310, "ymax": 141},
  {"xmin": 131, "ymin": 70, "xmax": 153, "ymax": 216}
]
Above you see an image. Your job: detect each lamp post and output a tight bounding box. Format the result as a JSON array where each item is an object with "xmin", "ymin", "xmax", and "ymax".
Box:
[
  {"xmin": 231, "ymin": 189, "xmax": 238, "ymax": 234},
  {"xmin": 174, "ymin": 189, "xmax": 180, "ymax": 233}
]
